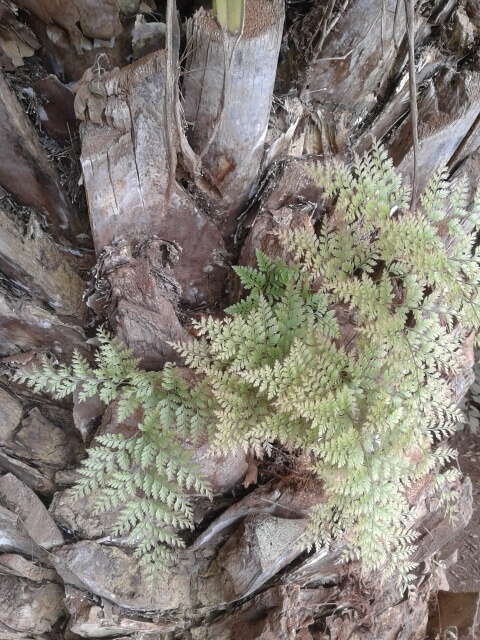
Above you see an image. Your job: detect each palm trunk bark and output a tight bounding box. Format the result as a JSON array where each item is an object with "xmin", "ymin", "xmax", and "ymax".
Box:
[
  {"xmin": 183, "ymin": 0, "xmax": 284, "ymax": 238},
  {"xmin": 0, "ymin": 0, "xmax": 479, "ymax": 638}
]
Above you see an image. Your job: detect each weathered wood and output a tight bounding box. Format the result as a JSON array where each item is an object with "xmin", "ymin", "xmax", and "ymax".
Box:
[
  {"xmin": 301, "ymin": 0, "xmax": 406, "ymax": 107},
  {"xmin": 0, "ymin": 2, "xmax": 39, "ymax": 70},
  {"xmin": 75, "ymin": 52, "xmax": 177, "ymax": 247},
  {"xmin": 0, "ymin": 449, "xmax": 55, "ymax": 494},
  {"xmin": 76, "ymin": 51, "xmax": 228, "ymax": 308},
  {"xmin": 0, "ymin": 2, "xmax": 479, "ymax": 638},
  {"xmin": 286, "ymin": 0, "xmax": 408, "ymax": 156},
  {"xmin": 14, "ymin": 0, "xmax": 122, "ymax": 47},
  {"xmin": 0, "ymin": 473, "xmax": 64, "ymax": 549},
  {"xmin": 0, "ymin": 71, "xmax": 82, "ymax": 242},
  {"xmin": 355, "ymin": 49, "xmax": 446, "ymax": 156},
  {"xmin": 0, "ymin": 574, "xmax": 64, "ymax": 638},
  {"xmin": 0, "ymin": 209, "xmax": 84, "ymax": 317},
  {"xmin": 390, "ymin": 67, "xmax": 480, "ymax": 191},
  {"xmin": 238, "ymin": 158, "xmax": 320, "ymax": 269},
  {"xmin": 65, "ymin": 587, "xmax": 176, "ymax": 639},
  {"xmin": 88, "ymin": 237, "xmax": 191, "ymax": 369},
  {"xmin": 189, "ymin": 583, "xmax": 339, "ymax": 639},
  {"xmin": 14, "ymin": 0, "xmax": 124, "ymax": 81},
  {"xmin": 0, "ymin": 291, "xmax": 88, "ymax": 361},
  {"xmin": 0, "ymin": 380, "xmax": 84, "ymax": 496},
  {"xmin": 183, "ymin": 0, "xmax": 285, "ymax": 238}
]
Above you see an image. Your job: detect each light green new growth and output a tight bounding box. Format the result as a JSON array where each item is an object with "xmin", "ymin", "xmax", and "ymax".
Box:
[
  {"xmin": 16, "ymin": 329, "xmax": 213, "ymax": 578},
  {"xmin": 212, "ymin": 0, "xmax": 244, "ymax": 32},
  {"xmin": 18, "ymin": 145, "xmax": 480, "ymax": 588}
]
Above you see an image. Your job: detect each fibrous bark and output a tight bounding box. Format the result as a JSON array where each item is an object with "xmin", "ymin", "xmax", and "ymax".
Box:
[
  {"xmin": 87, "ymin": 237, "xmax": 191, "ymax": 369},
  {"xmin": 0, "ymin": 72, "xmax": 82, "ymax": 243},
  {"xmin": 183, "ymin": 0, "xmax": 285, "ymax": 238},
  {"xmin": 76, "ymin": 51, "xmax": 228, "ymax": 309},
  {"xmin": 0, "ymin": 0, "xmax": 479, "ymax": 638},
  {"xmin": 392, "ymin": 66, "xmax": 480, "ymax": 190}
]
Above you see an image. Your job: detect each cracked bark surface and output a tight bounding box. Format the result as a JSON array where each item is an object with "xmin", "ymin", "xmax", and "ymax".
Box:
[
  {"xmin": 76, "ymin": 51, "xmax": 228, "ymax": 310},
  {"xmin": 0, "ymin": 72, "xmax": 82, "ymax": 243},
  {"xmin": 0, "ymin": 0, "xmax": 479, "ymax": 638},
  {"xmin": 183, "ymin": 0, "xmax": 285, "ymax": 238}
]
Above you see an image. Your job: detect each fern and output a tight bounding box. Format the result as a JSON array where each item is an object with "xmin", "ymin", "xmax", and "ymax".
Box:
[
  {"xmin": 17, "ymin": 145, "xmax": 480, "ymax": 590},
  {"xmin": 15, "ymin": 329, "xmax": 213, "ymax": 578},
  {"xmin": 180, "ymin": 144, "xmax": 480, "ymax": 589}
]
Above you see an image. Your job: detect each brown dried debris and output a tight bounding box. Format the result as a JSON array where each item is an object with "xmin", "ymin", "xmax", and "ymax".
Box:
[{"xmin": 87, "ymin": 236, "xmax": 189, "ymax": 369}]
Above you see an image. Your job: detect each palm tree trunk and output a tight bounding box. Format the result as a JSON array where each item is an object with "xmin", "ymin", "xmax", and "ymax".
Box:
[{"xmin": 0, "ymin": 0, "xmax": 479, "ymax": 637}]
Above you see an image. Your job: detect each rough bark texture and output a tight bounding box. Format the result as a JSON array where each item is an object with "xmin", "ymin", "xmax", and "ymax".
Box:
[
  {"xmin": 0, "ymin": 208, "xmax": 84, "ymax": 317},
  {"xmin": 183, "ymin": 0, "xmax": 285, "ymax": 237},
  {"xmin": 87, "ymin": 237, "xmax": 191, "ymax": 369},
  {"xmin": 0, "ymin": 72, "xmax": 81, "ymax": 243},
  {"xmin": 0, "ymin": 0, "xmax": 479, "ymax": 638},
  {"xmin": 14, "ymin": 0, "xmax": 126, "ymax": 81},
  {"xmin": 0, "ymin": 2, "xmax": 39, "ymax": 70},
  {"xmin": 75, "ymin": 51, "xmax": 228, "ymax": 309}
]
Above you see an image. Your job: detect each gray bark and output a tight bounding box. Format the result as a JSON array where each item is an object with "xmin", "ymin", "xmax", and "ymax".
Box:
[
  {"xmin": 183, "ymin": 0, "xmax": 285, "ymax": 238},
  {"xmin": 0, "ymin": 0, "xmax": 479, "ymax": 638}
]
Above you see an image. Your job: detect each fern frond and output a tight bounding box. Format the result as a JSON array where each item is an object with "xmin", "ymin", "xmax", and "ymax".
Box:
[{"xmin": 19, "ymin": 145, "xmax": 480, "ymax": 589}]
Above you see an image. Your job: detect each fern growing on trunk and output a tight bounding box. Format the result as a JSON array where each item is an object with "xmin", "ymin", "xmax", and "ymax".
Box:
[
  {"xmin": 17, "ymin": 145, "xmax": 480, "ymax": 588},
  {"xmin": 16, "ymin": 332, "xmax": 213, "ymax": 578}
]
